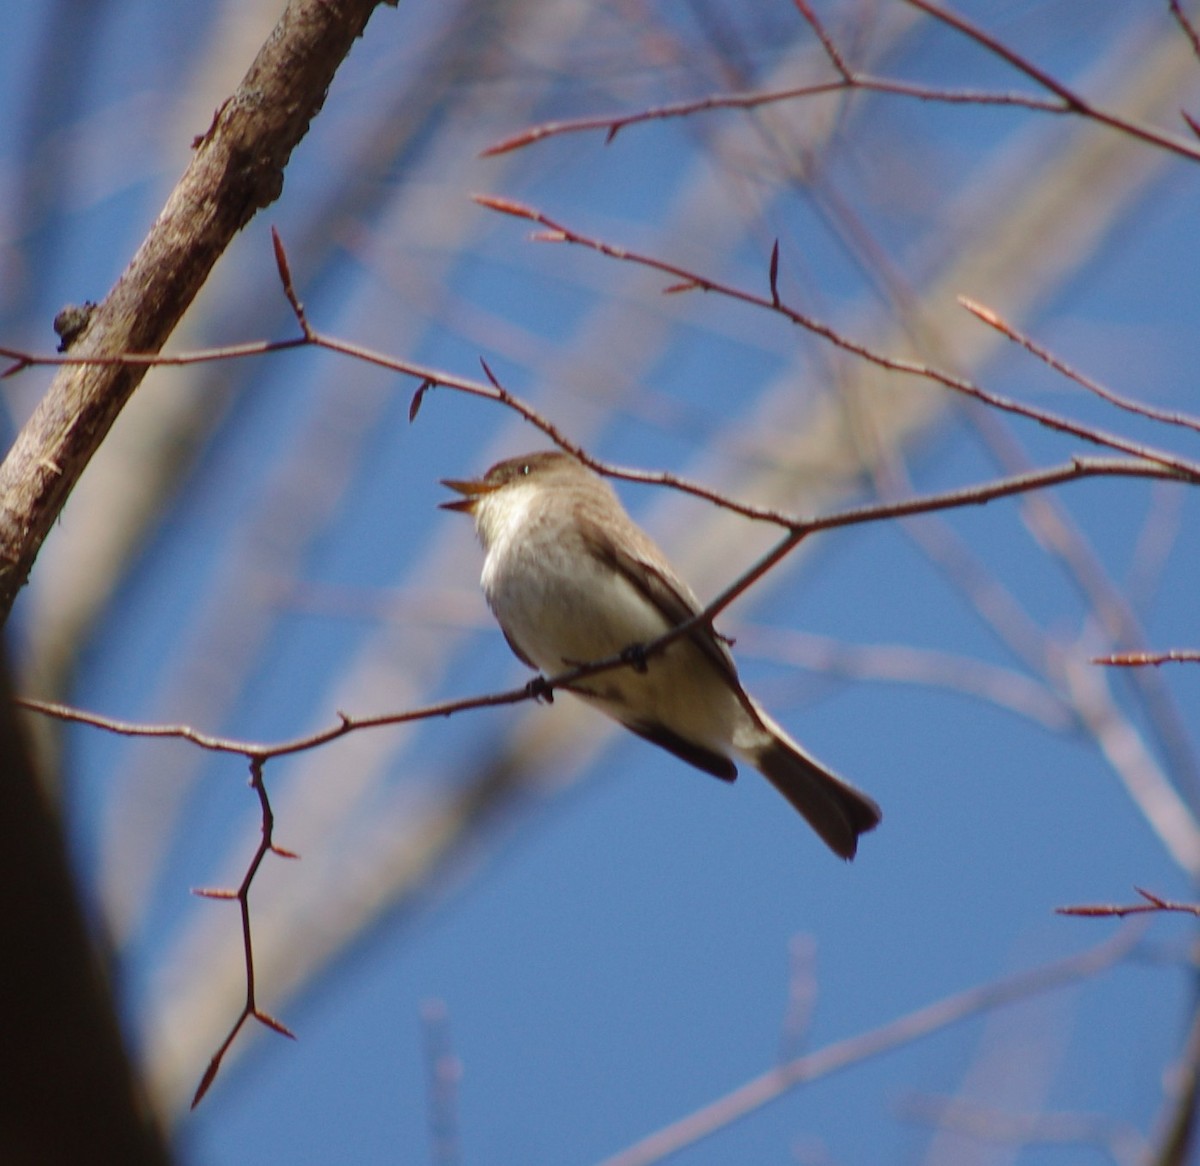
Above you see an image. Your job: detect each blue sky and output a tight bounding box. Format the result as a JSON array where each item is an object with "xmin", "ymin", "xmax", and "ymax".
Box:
[{"xmin": 3, "ymin": 2, "xmax": 1199, "ymax": 1163}]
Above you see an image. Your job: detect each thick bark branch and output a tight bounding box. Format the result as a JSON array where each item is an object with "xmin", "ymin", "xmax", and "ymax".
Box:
[{"xmin": 0, "ymin": 0, "xmax": 393, "ymax": 623}]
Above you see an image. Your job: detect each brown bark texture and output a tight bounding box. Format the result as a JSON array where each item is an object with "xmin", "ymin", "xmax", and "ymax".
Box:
[{"xmin": 0, "ymin": 0, "xmax": 394, "ymax": 624}]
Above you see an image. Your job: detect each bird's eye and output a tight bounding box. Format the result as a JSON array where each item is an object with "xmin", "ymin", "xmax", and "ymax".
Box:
[{"xmin": 520, "ymin": 463, "xmax": 531, "ymax": 476}]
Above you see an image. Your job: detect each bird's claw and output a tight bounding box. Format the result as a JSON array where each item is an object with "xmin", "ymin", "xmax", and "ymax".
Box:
[{"xmin": 526, "ymin": 675, "xmax": 554, "ymax": 703}]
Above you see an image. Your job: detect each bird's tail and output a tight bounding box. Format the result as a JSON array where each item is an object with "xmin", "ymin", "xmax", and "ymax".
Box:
[{"xmin": 741, "ymin": 707, "xmax": 881, "ymax": 860}]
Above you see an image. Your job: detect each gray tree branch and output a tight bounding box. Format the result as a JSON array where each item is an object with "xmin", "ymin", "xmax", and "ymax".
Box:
[{"xmin": 0, "ymin": 0, "xmax": 395, "ymax": 623}]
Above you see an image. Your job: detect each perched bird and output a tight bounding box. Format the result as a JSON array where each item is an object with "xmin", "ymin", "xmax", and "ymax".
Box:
[{"xmin": 442, "ymin": 450, "xmax": 881, "ymax": 858}]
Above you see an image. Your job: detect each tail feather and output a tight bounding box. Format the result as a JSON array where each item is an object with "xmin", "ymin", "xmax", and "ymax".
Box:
[{"xmin": 749, "ymin": 733, "xmax": 881, "ymax": 860}]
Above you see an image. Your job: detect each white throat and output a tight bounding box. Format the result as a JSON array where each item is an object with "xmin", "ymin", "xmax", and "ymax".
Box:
[{"xmin": 473, "ymin": 482, "xmax": 541, "ymax": 557}]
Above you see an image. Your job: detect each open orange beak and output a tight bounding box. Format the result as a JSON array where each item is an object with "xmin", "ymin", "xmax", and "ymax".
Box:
[{"xmin": 439, "ymin": 476, "xmax": 492, "ymax": 513}]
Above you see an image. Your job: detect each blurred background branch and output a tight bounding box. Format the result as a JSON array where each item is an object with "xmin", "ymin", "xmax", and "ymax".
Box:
[{"xmin": 4, "ymin": 1, "xmax": 1200, "ymax": 1162}]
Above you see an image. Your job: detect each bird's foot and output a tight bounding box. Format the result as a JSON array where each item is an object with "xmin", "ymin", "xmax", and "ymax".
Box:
[{"xmin": 525, "ymin": 675, "xmax": 554, "ymax": 704}]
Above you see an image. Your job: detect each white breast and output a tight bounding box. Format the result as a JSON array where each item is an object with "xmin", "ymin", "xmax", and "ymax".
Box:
[
  {"xmin": 474, "ymin": 483, "xmax": 661, "ymax": 670},
  {"xmin": 472, "ymin": 480, "xmax": 747, "ymax": 754}
]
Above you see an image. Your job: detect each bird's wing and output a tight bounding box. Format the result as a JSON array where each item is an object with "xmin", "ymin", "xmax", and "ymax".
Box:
[
  {"xmin": 501, "ymin": 623, "xmax": 538, "ymax": 670},
  {"xmin": 579, "ymin": 513, "xmax": 740, "ymax": 686}
]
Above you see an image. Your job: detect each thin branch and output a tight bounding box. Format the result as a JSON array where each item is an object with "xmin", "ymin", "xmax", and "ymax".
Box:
[
  {"xmin": 1170, "ymin": 0, "xmax": 1200, "ymax": 62},
  {"xmin": 14, "ymin": 451, "xmax": 1191, "ymax": 757},
  {"xmin": 597, "ymin": 925, "xmax": 1141, "ymax": 1166},
  {"xmin": 475, "ymin": 196, "xmax": 1200, "ymax": 482},
  {"xmin": 1061, "ymin": 650, "xmax": 1200, "ymax": 874},
  {"xmin": 0, "ymin": 0, "xmax": 396, "ymax": 624},
  {"xmin": 190, "ymin": 759, "xmax": 297, "ymax": 1107},
  {"xmin": 1095, "ymin": 650, "xmax": 1200, "ymax": 667},
  {"xmin": 735, "ymin": 625, "xmax": 1076, "ymax": 732},
  {"xmin": 1125, "ymin": 482, "xmax": 1186, "ymax": 616},
  {"xmin": 15, "ymin": 456, "xmax": 1188, "ymax": 752},
  {"xmin": 903, "ymin": 0, "xmax": 1200, "ymax": 160},
  {"xmin": 792, "ymin": 0, "xmax": 852, "ymax": 80},
  {"xmin": 4, "ymin": 230, "xmax": 1193, "ymax": 539},
  {"xmin": 481, "ymin": 78, "xmax": 1066, "ymax": 157},
  {"xmin": 1058, "ymin": 886, "xmax": 1200, "ymax": 918},
  {"xmin": 961, "ymin": 297, "xmax": 1200, "ymax": 435},
  {"xmin": 14, "ymin": 682, "xmax": 549, "ymax": 764},
  {"xmin": 0, "ymin": 336, "xmax": 310, "ymax": 376},
  {"xmin": 480, "ymin": 0, "xmax": 1200, "ymax": 163},
  {"xmin": 896, "ymin": 1093, "xmax": 1147, "ymax": 1164},
  {"xmin": 961, "ymin": 403, "xmax": 1200, "ymax": 835}
]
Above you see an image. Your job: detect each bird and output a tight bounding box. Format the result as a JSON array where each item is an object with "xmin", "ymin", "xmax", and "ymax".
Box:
[{"xmin": 441, "ymin": 450, "xmax": 881, "ymax": 858}]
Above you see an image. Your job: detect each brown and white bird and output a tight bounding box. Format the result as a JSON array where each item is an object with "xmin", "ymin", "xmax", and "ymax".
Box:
[{"xmin": 442, "ymin": 450, "xmax": 881, "ymax": 859}]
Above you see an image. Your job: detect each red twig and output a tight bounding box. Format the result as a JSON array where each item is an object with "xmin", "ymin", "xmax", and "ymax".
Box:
[
  {"xmin": 1058, "ymin": 886, "xmax": 1200, "ymax": 918},
  {"xmin": 1094, "ymin": 650, "xmax": 1200, "ymax": 667},
  {"xmin": 481, "ymin": 78, "xmax": 1066, "ymax": 157},
  {"xmin": 1169, "ymin": 0, "xmax": 1200, "ymax": 62},
  {"xmin": 480, "ymin": 0, "xmax": 1200, "ymax": 164},
  {"xmin": 475, "ymin": 196, "xmax": 1200, "ymax": 483},
  {"xmin": 190, "ymin": 759, "xmax": 297, "ymax": 1107},
  {"xmin": 961, "ymin": 297, "xmax": 1200, "ymax": 436},
  {"xmin": 792, "ymin": 0, "xmax": 851, "ymax": 79},
  {"xmin": 903, "ymin": 0, "xmax": 1200, "ymax": 160},
  {"xmin": 7, "ymin": 230, "xmax": 1196, "ymax": 526}
]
